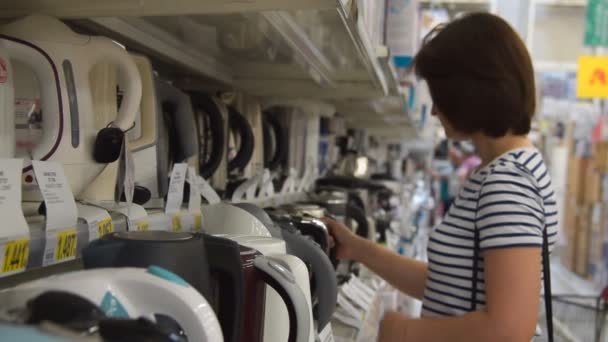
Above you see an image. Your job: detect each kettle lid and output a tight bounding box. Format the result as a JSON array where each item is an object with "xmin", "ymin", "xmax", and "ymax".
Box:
[{"xmin": 0, "ymin": 15, "xmax": 90, "ymax": 45}]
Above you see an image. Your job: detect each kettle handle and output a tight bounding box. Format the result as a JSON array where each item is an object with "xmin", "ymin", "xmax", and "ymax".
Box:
[
  {"xmin": 283, "ymin": 232, "xmax": 337, "ymax": 331},
  {"xmin": 253, "ymin": 256, "xmax": 310, "ymax": 342},
  {"xmin": 203, "ymin": 236, "xmax": 244, "ymax": 342},
  {"xmin": 88, "ymin": 37, "xmax": 141, "ymax": 131}
]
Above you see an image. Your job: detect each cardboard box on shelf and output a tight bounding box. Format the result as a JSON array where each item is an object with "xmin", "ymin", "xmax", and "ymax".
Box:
[
  {"xmin": 574, "ymin": 205, "xmax": 591, "ymax": 277},
  {"xmin": 567, "ymin": 156, "xmax": 581, "ymax": 197},
  {"xmin": 561, "ymin": 198, "xmax": 578, "ymax": 272},
  {"xmin": 584, "ymin": 161, "xmax": 602, "ymax": 204}
]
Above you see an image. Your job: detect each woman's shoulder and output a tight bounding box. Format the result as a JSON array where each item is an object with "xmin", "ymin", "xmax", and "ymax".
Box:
[{"xmin": 477, "ymin": 149, "xmax": 552, "ymax": 199}]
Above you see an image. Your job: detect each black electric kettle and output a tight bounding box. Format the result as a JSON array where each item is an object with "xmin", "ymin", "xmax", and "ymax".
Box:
[{"xmin": 82, "ymin": 231, "xmax": 242, "ymax": 342}]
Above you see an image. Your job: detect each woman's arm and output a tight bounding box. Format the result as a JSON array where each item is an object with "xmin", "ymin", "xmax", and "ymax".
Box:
[
  {"xmin": 353, "ymin": 238, "xmax": 428, "ymax": 300},
  {"xmin": 322, "ymin": 218, "xmax": 428, "ymax": 300},
  {"xmin": 379, "ymin": 247, "xmax": 542, "ymax": 342}
]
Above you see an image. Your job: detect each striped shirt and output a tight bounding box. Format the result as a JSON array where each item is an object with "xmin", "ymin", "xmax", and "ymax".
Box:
[{"xmin": 422, "ymin": 148, "xmax": 558, "ymax": 317}]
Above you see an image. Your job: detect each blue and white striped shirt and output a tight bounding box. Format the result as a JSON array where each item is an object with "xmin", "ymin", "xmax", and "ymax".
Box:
[{"xmin": 422, "ymin": 148, "xmax": 558, "ymax": 317}]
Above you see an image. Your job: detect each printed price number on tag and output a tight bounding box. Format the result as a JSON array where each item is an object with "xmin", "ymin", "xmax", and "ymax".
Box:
[
  {"xmin": 1, "ymin": 239, "xmax": 29, "ymax": 274},
  {"xmin": 171, "ymin": 214, "xmax": 182, "ymax": 232},
  {"xmin": 193, "ymin": 213, "xmax": 203, "ymax": 232},
  {"xmin": 136, "ymin": 221, "xmax": 149, "ymax": 232},
  {"xmin": 55, "ymin": 229, "xmax": 77, "ymax": 261},
  {"xmin": 97, "ymin": 217, "xmax": 114, "ymax": 237}
]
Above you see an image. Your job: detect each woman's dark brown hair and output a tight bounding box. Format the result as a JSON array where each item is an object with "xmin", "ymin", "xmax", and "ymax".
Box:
[{"xmin": 414, "ymin": 13, "xmax": 535, "ymax": 138}]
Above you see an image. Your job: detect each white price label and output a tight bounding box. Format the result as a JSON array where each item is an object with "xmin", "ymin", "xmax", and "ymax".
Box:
[
  {"xmin": 76, "ymin": 203, "xmax": 113, "ymax": 242},
  {"xmin": 33, "ymin": 161, "xmax": 78, "ymax": 266},
  {"xmin": 187, "ymin": 166, "xmax": 202, "ymax": 212},
  {"xmin": 109, "ymin": 202, "xmax": 148, "ymax": 232},
  {"xmin": 317, "ymin": 323, "xmax": 335, "ymax": 342},
  {"xmin": 165, "ymin": 163, "xmax": 188, "ymax": 214},
  {"xmin": 196, "ymin": 175, "xmax": 221, "ymax": 204}
]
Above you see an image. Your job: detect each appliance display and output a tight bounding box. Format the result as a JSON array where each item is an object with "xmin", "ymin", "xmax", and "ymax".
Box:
[
  {"xmin": 82, "ymin": 231, "xmax": 243, "ymax": 342},
  {"xmin": 0, "ymin": 15, "xmax": 142, "ymax": 201},
  {"xmin": 0, "ymin": 267, "xmax": 224, "ymax": 342}
]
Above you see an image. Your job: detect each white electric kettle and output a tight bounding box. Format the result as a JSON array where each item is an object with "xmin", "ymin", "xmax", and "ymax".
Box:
[
  {"xmin": 0, "ymin": 267, "xmax": 223, "ymax": 342},
  {"xmin": 81, "ymin": 53, "xmax": 158, "ymax": 205},
  {"xmin": 0, "ymin": 15, "xmax": 142, "ymax": 200},
  {"xmin": 0, "ymin": 40, "xmax": 14, "ymax": 158},
  {"xmin": 230, "ymin": 235, "xmax": 314, "ymax": 342},
  {"xmin": 202, "ymin": 202, "xmax": 271, "ymax": 236}
]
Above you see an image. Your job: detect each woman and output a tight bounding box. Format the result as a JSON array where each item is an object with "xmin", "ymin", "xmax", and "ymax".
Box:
[{"xmin": 323, "ymin": 13, "xmax": 558, "ymax": 341}]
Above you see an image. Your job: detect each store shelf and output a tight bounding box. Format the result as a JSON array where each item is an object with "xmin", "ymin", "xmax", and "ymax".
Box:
[
  {"xmin": 0, "ymin": 213, "xmax": 128, "ymax": 289},
  {"xmin": 0, "ymin": 0, "xmax": 339, "ymax": 17},
  {"xmin": 2, "ymin": 1, "xmax": 398, "ymax": 115}
]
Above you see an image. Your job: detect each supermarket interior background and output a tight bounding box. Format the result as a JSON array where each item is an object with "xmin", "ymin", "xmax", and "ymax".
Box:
[{"xmin": 0, "ymin": 0, "xmax": 607, "ymax": 341}]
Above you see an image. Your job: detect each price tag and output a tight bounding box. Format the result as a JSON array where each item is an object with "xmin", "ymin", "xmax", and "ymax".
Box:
[
  {"xmin": 187, "ymin": 167, "xmax": 202, "ymax": 232},
  {"xmin": 171, "ymin": 213, "xmax": 182, "ymax": 232},
  {"xmin": 1, "ymin": 239, "xmax": 29, "ymax": 274},
  {"xmin": 108, "ymin": 202, "xmax": 148, "ymax": 232},
  {"xmin": 192, "ymin": 213, "xmax": 203, "ymax": 232},
  {"xmin": 76, "ymin": 203, "xmax": 113, "ymax": 242},
  {"xmin": 196, "ymin": 175, "xmax": 221, "ymax": 204},
  {"xmin": 317, "ymin": 323, "xmax": 335, "ymax": 342},
  {"xmin": 54, "ymin": 229, "xmax": 77, "ymax": 261},
  {"xmin": 98, "ymin": 217, "xmax": 114, "ymax": 237},
  {"xmin": 136, "ymin": 220, "xmax": 149, "ymax": 231},
  {"xmin": 342, "ymin": 283, "xmax": 369, "ymax": 311},
  {"xmin": 165, "ymin": 163, "xmax": 188, "ymax": 215},
  {"xmin": 0, "ymin": 159, "xmax": 30, "ymax": 276},
  {"xmin": 33, "ymin": 161, "xmax": 78, "ymax": 266}
]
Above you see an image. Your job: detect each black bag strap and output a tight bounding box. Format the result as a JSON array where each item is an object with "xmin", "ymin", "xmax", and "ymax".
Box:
[
  {"xmin": 542, "ymin": 226, "xmax": 554, "ymax": 342},
  {"xmin": 470, "ymin": 170, "xmax": 553, "ymax": 341}
]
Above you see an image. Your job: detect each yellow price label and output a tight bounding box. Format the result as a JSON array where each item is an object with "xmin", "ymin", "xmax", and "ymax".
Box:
[
  {"xmin": 171, "ymin": 214, "xmax": 182, "ymax": 232},
  {"xmin": 193, "ymin": 213, "xmax": 203, "ymax": 232},
  {"xmin": 97, "ymin": 217, "xmax": 114, "ymax": 238},
  {"xmin": 55, "ymin": 229, "xmax": 77, "ymax": 261},
  {"xmin": 136, "ymin": 221, "xmax": 149, "ymax": 231},
  {"xmin": 1, "ymin": 239, "xmax": 29, "ymax": 273}
]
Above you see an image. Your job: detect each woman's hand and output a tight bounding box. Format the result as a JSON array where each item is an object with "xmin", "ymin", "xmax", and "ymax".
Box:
[
  {"xmin": 378, "ymin": 311, "xmax": 408, "ymax": 342},
  {"xmin": 320, "ymin": 216, "xmax": 365, "ymax": 261}
]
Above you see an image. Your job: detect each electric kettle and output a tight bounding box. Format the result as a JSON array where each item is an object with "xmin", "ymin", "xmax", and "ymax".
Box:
[
  {"xmin": 201, "ymin": 202, "xmax": 271, "ymax": 237},
  {"xmin": 234, "ymin": 203, "xmax": 338, "ymax": 332},
  {"xmin": 229, "ymin": 235, "xmax": 313, "ymax": 342},
  {"xmin": 0, "ymin": 267, "xmax": 224, "ymax": 342},
  {"xmin": 82, "ymin": 231, "xmax": 242, "ymax": 342},
  {"xmin": 127, "ymin": 54, "xmax": 163, "ymax": 207},
  {"xmin": 81, "ymin": 53, "xmax": 158, "ymax": 205},
  {"xmin": 3, "ymin": 290, "xmax": 196, "ymax": 341},
  {"xmin": 155, "ymin": 78, "xmax": 198, "ymax": 172},
  {"xmin": 0, "ymin": 40, "xmax": 14, "ymax": 158},
  {"xmin": 0, "ymin": 15, "xmax": 142, "ymax": 200}
]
